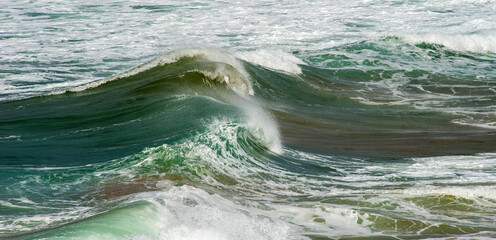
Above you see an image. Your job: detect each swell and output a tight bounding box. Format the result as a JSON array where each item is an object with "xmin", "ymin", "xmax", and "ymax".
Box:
[
  {"xmin": 2, "ymin": 47, "xmax": 496, "ymax": 239},
  {"xmin": 2, "ymin": 45, "xmax": 496, "ymax": 165},
  {"xmin": 0, "ymin": 48, "xmax": 275, "ymax": 167},
  {"xmin": 0, "ymin": 48, "xmax": 284, "ymax": 237},
  {"xmin": 0, "ymin": 117, "xmax": 283, "ymax": 238}
]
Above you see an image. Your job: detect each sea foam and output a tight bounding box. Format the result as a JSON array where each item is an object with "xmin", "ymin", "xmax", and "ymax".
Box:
[
  {"xmin": 30, "ymin": 186, "xmax": 296, "ymax": 240},
  {"xmin": 235, "ymin": 49, "xmax": 305, "ymax": 75}
]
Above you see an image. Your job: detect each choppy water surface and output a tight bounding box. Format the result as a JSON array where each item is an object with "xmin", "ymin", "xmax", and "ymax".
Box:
[{"xmin": 1, "ymin": 0, "xmax": 496, "ymax": 239}]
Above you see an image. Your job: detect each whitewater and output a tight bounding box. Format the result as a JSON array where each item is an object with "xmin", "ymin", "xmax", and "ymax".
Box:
[{"xmin": 1, "ymin": 0, "xmax": 496, "ymax": 239}]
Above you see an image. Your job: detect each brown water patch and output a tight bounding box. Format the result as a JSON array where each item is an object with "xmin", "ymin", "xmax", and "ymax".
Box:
[{"xmin": 275, "ymin": 111, "xmax": 496, "ymax": 158}]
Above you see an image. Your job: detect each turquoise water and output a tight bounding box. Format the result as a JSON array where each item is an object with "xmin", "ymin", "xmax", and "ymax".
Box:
[{"xmin": 1, "ymin": 1, "xmax": 496, "ymax": 239}]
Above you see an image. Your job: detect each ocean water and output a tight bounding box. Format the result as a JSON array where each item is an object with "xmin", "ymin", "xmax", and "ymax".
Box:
[{"xmin": 1, "ymin": 0, "xmax": 496, "ymax": 239}]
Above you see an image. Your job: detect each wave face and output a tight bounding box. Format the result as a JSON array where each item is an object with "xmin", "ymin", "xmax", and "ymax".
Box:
[{"xmin": 2, "ymin": 1, "xmax": 496, "ymax": 239}]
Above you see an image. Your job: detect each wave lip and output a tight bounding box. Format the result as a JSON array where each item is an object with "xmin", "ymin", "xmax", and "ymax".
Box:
[{"xmin": 235, "ymin": 49, "xmax": 305, "ymax": 75}]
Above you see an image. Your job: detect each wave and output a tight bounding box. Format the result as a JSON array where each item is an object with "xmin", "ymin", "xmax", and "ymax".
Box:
[
  {"xmin": 0, "ymin": 49, "xmax": 287, "ymax": 236},
  {"xmin": 398, "ymin": 32, "xmax": 496, "ymax": 53},
  {"xmin": 1, "ymin": 48, "xmax": 309, "ymax": 102},
  {"xmin": 4, "ymin": 46, "xmax": 495, "ymax": 163},
  {"xmin": 18, "ymin": 186, "xmax": 296, "ymax": 240},
  {"xmin": 11, "ymin": 146, "xmax": 496, "ymax": 239},
  {"xmin": 2, "ymin": 46, "xmax": 496, "ymax": 239},
  {"xmin": 0, "ymin": 47, "xmax": 291, "ymax": 169},
  {"xmin": 0, "ymin": 116, "xmax": 283, "ymax": 236}
]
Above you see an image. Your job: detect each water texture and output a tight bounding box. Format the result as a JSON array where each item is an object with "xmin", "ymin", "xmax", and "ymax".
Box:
[{"xmin": 1, "ymin": 0, "xmax": 496, "ymax": 239}]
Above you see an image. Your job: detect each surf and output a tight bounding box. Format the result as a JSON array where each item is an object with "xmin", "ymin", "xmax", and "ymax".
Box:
[{"xmin": 1, "ymin": 45, "xmax": 496, "ymax": 239}]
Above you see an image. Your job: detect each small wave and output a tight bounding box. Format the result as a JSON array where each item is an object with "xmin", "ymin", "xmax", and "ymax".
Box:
[
  {"xmin": 452, "ymin": 119, "xmax": 496, "ymax": 130},
  {"xmin": 399, "ymin": 32, "xmax": 496, "ymax": 53}
]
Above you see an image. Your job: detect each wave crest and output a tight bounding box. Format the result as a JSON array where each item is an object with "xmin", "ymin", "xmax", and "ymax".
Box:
[
  {"xmin": 399, "ymin": 32, "xmax": 496, "ymax": 53},
  {"xmin": 235, "ymin": 49, "xmax": 305, "ymax": 75},
  {"xmin": 65, "ymin": 48, "xmax": 254, "ymax": 96}
]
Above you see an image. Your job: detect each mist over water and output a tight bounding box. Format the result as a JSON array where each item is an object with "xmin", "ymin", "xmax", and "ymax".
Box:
[{"xmin": 1, "ymin": 0, "xmax": 496, "ymax": 239}]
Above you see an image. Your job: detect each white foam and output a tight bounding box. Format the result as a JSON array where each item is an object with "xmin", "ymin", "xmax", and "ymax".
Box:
[
  {"xmin": 13, "ymin": 197, "xmax": 36, "ymax": 205},
  {"xmin": 0, "ymin": 200, "xmax": 31, "ymax": 209},
  {"xmin": 232, "ymin": 98, "xmax": 283, "ymax": 154},
  {"xmin": 130, "ymin": 186, "xmax": 296, "ymax": 240},
  {"xmin": 402, "ymin": 186, "xmax": 496, "ymax": 201},
  {"xmin": 269, "ymin": 204, "xmax": 373, "ymax": 237},
  {"xmin": 0, "ymin": 206, "xmax": 92, "ymax": 233},
  {"xmin": 235, "ymin": 49, "xmax": 305, "ymax": 75},
  {"xmin": 430, "ymin": 232, "xmax": 496, "ymax": 240},
  {"xmin": 400, "ymin": 32, "xmax": 496, "ymax": 53},
  {"xmin": 24, "ymin": 166, "xmax": 79, "ymax": 171},
  {"xmin": 0, "ymin": 198, "xmax": 38, "ymax": 210},
  {"xmin": 0, "ymin": 135, "xmax": 21, "ymax": 140},
  {"xmin": 452, "ymin": 119, "xmax": 496, "ymax": 130},
  {"xmin": 115, "ymin": 116, "xmax": 283, "ymax": 189},
  {"xmin": 412, "ymin": 153, "xmax": 496, "ymax": 171}
]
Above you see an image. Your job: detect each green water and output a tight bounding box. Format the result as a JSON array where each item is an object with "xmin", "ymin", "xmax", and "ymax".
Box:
[{"xmin": 1, "ymin": 43, "xmax": 496, "ymax": 239}]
